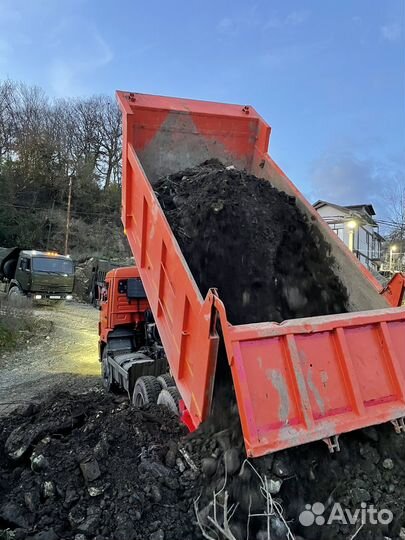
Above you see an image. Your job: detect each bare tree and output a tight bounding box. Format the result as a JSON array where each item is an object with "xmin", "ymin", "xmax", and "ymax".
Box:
[
  {"xmin": 0, "ymin": 78, "xmax": 125, "ymax": 255},
  {"xmin": 0, "ymin": 80, "xmax": 17, "ymax": 163},
  {"xmin": 383, "ymin": 177, "xmax": 405, "ymax": 241},
  {"xmin": 96, "ymin": 96, "xmax": 122, "ymax": 188},
  {"xmin": 381, "ymin": 177, "xmax": 405, "ymax": 272}
]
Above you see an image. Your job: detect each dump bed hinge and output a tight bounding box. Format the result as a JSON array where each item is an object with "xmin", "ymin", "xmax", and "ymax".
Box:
[
  {"xmin": 391, "ymin": 417, "xmax": 405, "ymax": 434},
  {"xmin": 323, "ymin": 435, "xmax": 340, "ymax": 453}
]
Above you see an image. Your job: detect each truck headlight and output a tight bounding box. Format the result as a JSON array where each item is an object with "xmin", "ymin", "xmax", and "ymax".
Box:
[
  {"xmin": 66, "ymin": 295, "xmax": 73, "ymax": 300},
  {"xmin": 34, "ymin": 294, "xmax": 42, "ymax": 300}
]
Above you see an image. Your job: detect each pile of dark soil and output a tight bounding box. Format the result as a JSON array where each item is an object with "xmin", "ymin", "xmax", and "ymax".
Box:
[
  {"xmin": 155, "ymin": 159, "xmax": 348, "ymax": 324},
  {"xmin": 0, "ymin": 391, "xmax": 404, "ymax": 540},
  {"xmin": 186, "ymin": 408, "xmax": 405, "ymax": 540},
  {"xmin": 0, "ymin": 390, "xmax": 199, "ymax": 540}
]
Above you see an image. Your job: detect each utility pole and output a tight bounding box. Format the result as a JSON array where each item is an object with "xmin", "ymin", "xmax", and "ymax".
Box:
[{"xmin": 64, "ymin": 176, "xmax": 73, "ymax": 255}]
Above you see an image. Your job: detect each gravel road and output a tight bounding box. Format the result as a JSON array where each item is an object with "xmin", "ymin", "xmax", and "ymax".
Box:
[{"xmin": 0, "ymin": 302, "xmax": 100, "ymax": 415}]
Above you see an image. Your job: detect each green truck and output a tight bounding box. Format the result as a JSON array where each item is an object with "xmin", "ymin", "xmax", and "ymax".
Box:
[{"xmin": 0, "ymin": 247, "xmax": 75, "ymax": 303}]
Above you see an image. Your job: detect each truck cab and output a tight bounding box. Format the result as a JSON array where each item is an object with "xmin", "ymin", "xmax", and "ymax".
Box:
[
  {"xmin": 99, "ymin": 266, "xmax": 171, "ymax": 407},
  {"xmin": 0, "ymin": 248, "xmax": 75, "ymax": 302}
]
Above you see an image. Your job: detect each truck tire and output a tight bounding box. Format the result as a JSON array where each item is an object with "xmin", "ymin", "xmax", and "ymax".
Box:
[
  {"xmin": 132, "ymin": 376, "xmax": 161, "ymax": 407},
  {"xmin": 157, "ymin": 373, "xmax": 175, "ymax": 389},
  {"xmin": 3, "ymin": 260, "xmax": 17, "ymax": 280},
  {"xmin": 101, "ymin": 349, "xmax": 112, "ymax": 392},
  {"xmin": 8, "ymin": 286, "xmax": 25, "ymax": 307},
  {"xmin": 157, "ymin": 387, "xmax": 181, "ymax": 415}
]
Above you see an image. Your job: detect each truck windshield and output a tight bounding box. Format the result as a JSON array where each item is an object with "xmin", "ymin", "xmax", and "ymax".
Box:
[{"xmin": 32, "ymin": 257, "xmax": 74, "ymax": 274}]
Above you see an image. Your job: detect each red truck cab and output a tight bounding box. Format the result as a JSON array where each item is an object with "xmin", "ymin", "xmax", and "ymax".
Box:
[
  {"xmin": 99, "ymin": 266, "xmax": 149, "ymax": 346},
  {"xmin": 98, "ymin": 266, "xmax": 178, "ymax": 411}
]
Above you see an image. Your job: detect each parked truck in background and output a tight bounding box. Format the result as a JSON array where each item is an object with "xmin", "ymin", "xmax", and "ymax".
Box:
[
  {"xmin": 0, "ymin": 247, "xmax": 75, "ymax": 303},
  {"xmin": 99, "ymin": 91, "xmax": 405, "ymax": 458}
]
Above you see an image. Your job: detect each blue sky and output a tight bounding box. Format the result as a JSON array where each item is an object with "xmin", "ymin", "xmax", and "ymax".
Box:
[{"xmin": 0, "ymin": 0, "xmax": 404, "ymax": 219}]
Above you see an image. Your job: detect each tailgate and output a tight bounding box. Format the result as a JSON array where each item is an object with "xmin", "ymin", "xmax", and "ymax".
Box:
[{"xmin": 216, "ymin": 298, "xmax": 405, "ymax": 457}]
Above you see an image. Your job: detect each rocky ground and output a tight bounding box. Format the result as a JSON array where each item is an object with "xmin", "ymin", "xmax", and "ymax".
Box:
[
  {"xmin": 0, "ymin": 390, "xmax": 196, "ymax": 540},
  {"xmin": 0, "ymin": 387, "xmax": 404, "ymax": 540},
  {"xmin": 0, "ymin": 302, "xmax": 100, "ymax": 417}
]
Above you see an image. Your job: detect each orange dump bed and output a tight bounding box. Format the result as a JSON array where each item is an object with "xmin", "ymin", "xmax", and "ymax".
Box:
[{"xmin": 117, "ymin": 91, "xmax": 405, "ymax": 457}]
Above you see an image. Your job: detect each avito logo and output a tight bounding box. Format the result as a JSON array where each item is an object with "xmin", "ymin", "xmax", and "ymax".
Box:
[{"xmin": 299, "ymin": 502, "xmax": 393, "ymax": 527}]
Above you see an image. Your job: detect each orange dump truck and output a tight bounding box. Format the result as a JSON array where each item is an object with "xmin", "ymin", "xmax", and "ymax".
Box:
[{"xmin": 99, "ymin": 91, "xmax": 405, "ymax": 458}]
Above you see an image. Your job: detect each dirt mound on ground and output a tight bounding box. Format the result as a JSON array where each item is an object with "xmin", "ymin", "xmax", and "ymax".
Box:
[
  {"xmin": 0, "ymin": 390, "xmax": 199, "ymax": 540},
  {"xmin": 186, "ymin": 411, "xmax": 405, "ymax": 540},
  {"xmin": 0, "ymin": 391, "xmax": 404, "ymax": 540},
  {"xmin": 155, "ymin": 159, "xmax": 348, "ymax": 324}
]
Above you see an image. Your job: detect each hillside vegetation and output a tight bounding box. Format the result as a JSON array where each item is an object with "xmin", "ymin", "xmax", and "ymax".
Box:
[{"xmin": 0, "ymin": 80, "xmax": 129, "ymax": 259}]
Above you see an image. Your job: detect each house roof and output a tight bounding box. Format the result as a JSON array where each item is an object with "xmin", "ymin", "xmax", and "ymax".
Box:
[
  {"xmin": 313, "ymin": 200, "xmax": 378, "ymax": 227},
  {"xmin": 313, "ymin": 200, "xmax": 350, "ymax": 214},
  {"xmin": 345, "ymin": 204, "xmax": 376, "ymax": 216}
]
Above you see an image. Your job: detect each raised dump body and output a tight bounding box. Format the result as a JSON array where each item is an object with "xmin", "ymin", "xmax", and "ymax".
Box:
[{"xmin": 117, "ymin": 91, "xmax": 405, "ymax": 457}]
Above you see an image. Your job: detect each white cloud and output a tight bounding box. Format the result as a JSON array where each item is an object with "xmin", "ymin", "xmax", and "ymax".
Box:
[
  {"xmin": 265, "ymin": 10, "xmax": 309, "ymax": 30},
  {"xmin": 217, "ymin": 9, "xmax": 309, "ymax": 42},
  {"xmin": 259, "ymin": 39, "xmax": 328, "ymax": 70},
  {"xmin": 49, "ymin": 20, "xmax": 113, "ymax": 96},
  {"xmin": 308, "ymin": 152, "xmax": 402, "ymax": 215},
  {"xmin": 0, "ymin": 2, "xmax": 21, "ymax": 23},
  {"xmin": 381, "ymin": 22, "xmax": 402, "ymax": 42},
  {"xmin": 0, "ymin": 39, "xmax": 11, "ymax": 65},
  {"xmin": 285, "ymin": 10, "xmax": 309, "ymax": 26},
  {"xmin": 50, "ymin": 63, "xmax": 78, "ymax": 97},
  {"xmin": 216, "ymin": 6, "xmax": 307, "ymax": 37},
  {"xmin": 217, "ymin": 17, "xmax": 237, "ymax": 35}
]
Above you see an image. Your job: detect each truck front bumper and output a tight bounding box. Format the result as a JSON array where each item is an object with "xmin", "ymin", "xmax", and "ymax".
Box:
[{"xmin": 32, "ymin": 294, "xmax": 73, "ymax": 301}]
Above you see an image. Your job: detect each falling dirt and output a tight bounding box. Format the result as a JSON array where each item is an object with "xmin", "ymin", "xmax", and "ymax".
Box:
[{"xmin": 155, "ymin": 159, "xmax": 349, "ymax": 324}]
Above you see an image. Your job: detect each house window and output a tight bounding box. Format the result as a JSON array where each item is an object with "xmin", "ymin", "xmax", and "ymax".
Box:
[{"xmin": 332, "ymin": 226, "xmax": 344, "ymax": 241}]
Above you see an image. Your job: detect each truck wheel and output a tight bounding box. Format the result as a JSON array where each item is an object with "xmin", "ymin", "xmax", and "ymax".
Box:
[
  {"xmin": 3, "ymin": 260, "xmax": 17, "ymax": 280},
  {"xmin": 157, "ymin": 373, "xmax": 175, "ymax": 389},
  {"xmin": 101, "ymin": 349, "xmax": 112, "ymax": 391},
  {"xmin": 8, "ymin": 286, "xmax": 24, "ymax": 307},
  {"xmin": 132, "ymin": 376, "xmax": 161, "ymax": 407},
  {"xmin": 157, "ymin": 387, "xmax": 181, "ymax": 415}
]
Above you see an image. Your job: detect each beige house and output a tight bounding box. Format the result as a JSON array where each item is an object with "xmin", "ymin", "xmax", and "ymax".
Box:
[{"xmin": 313, "ymin": 201, "xmax": 384, "ymax": 271}]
